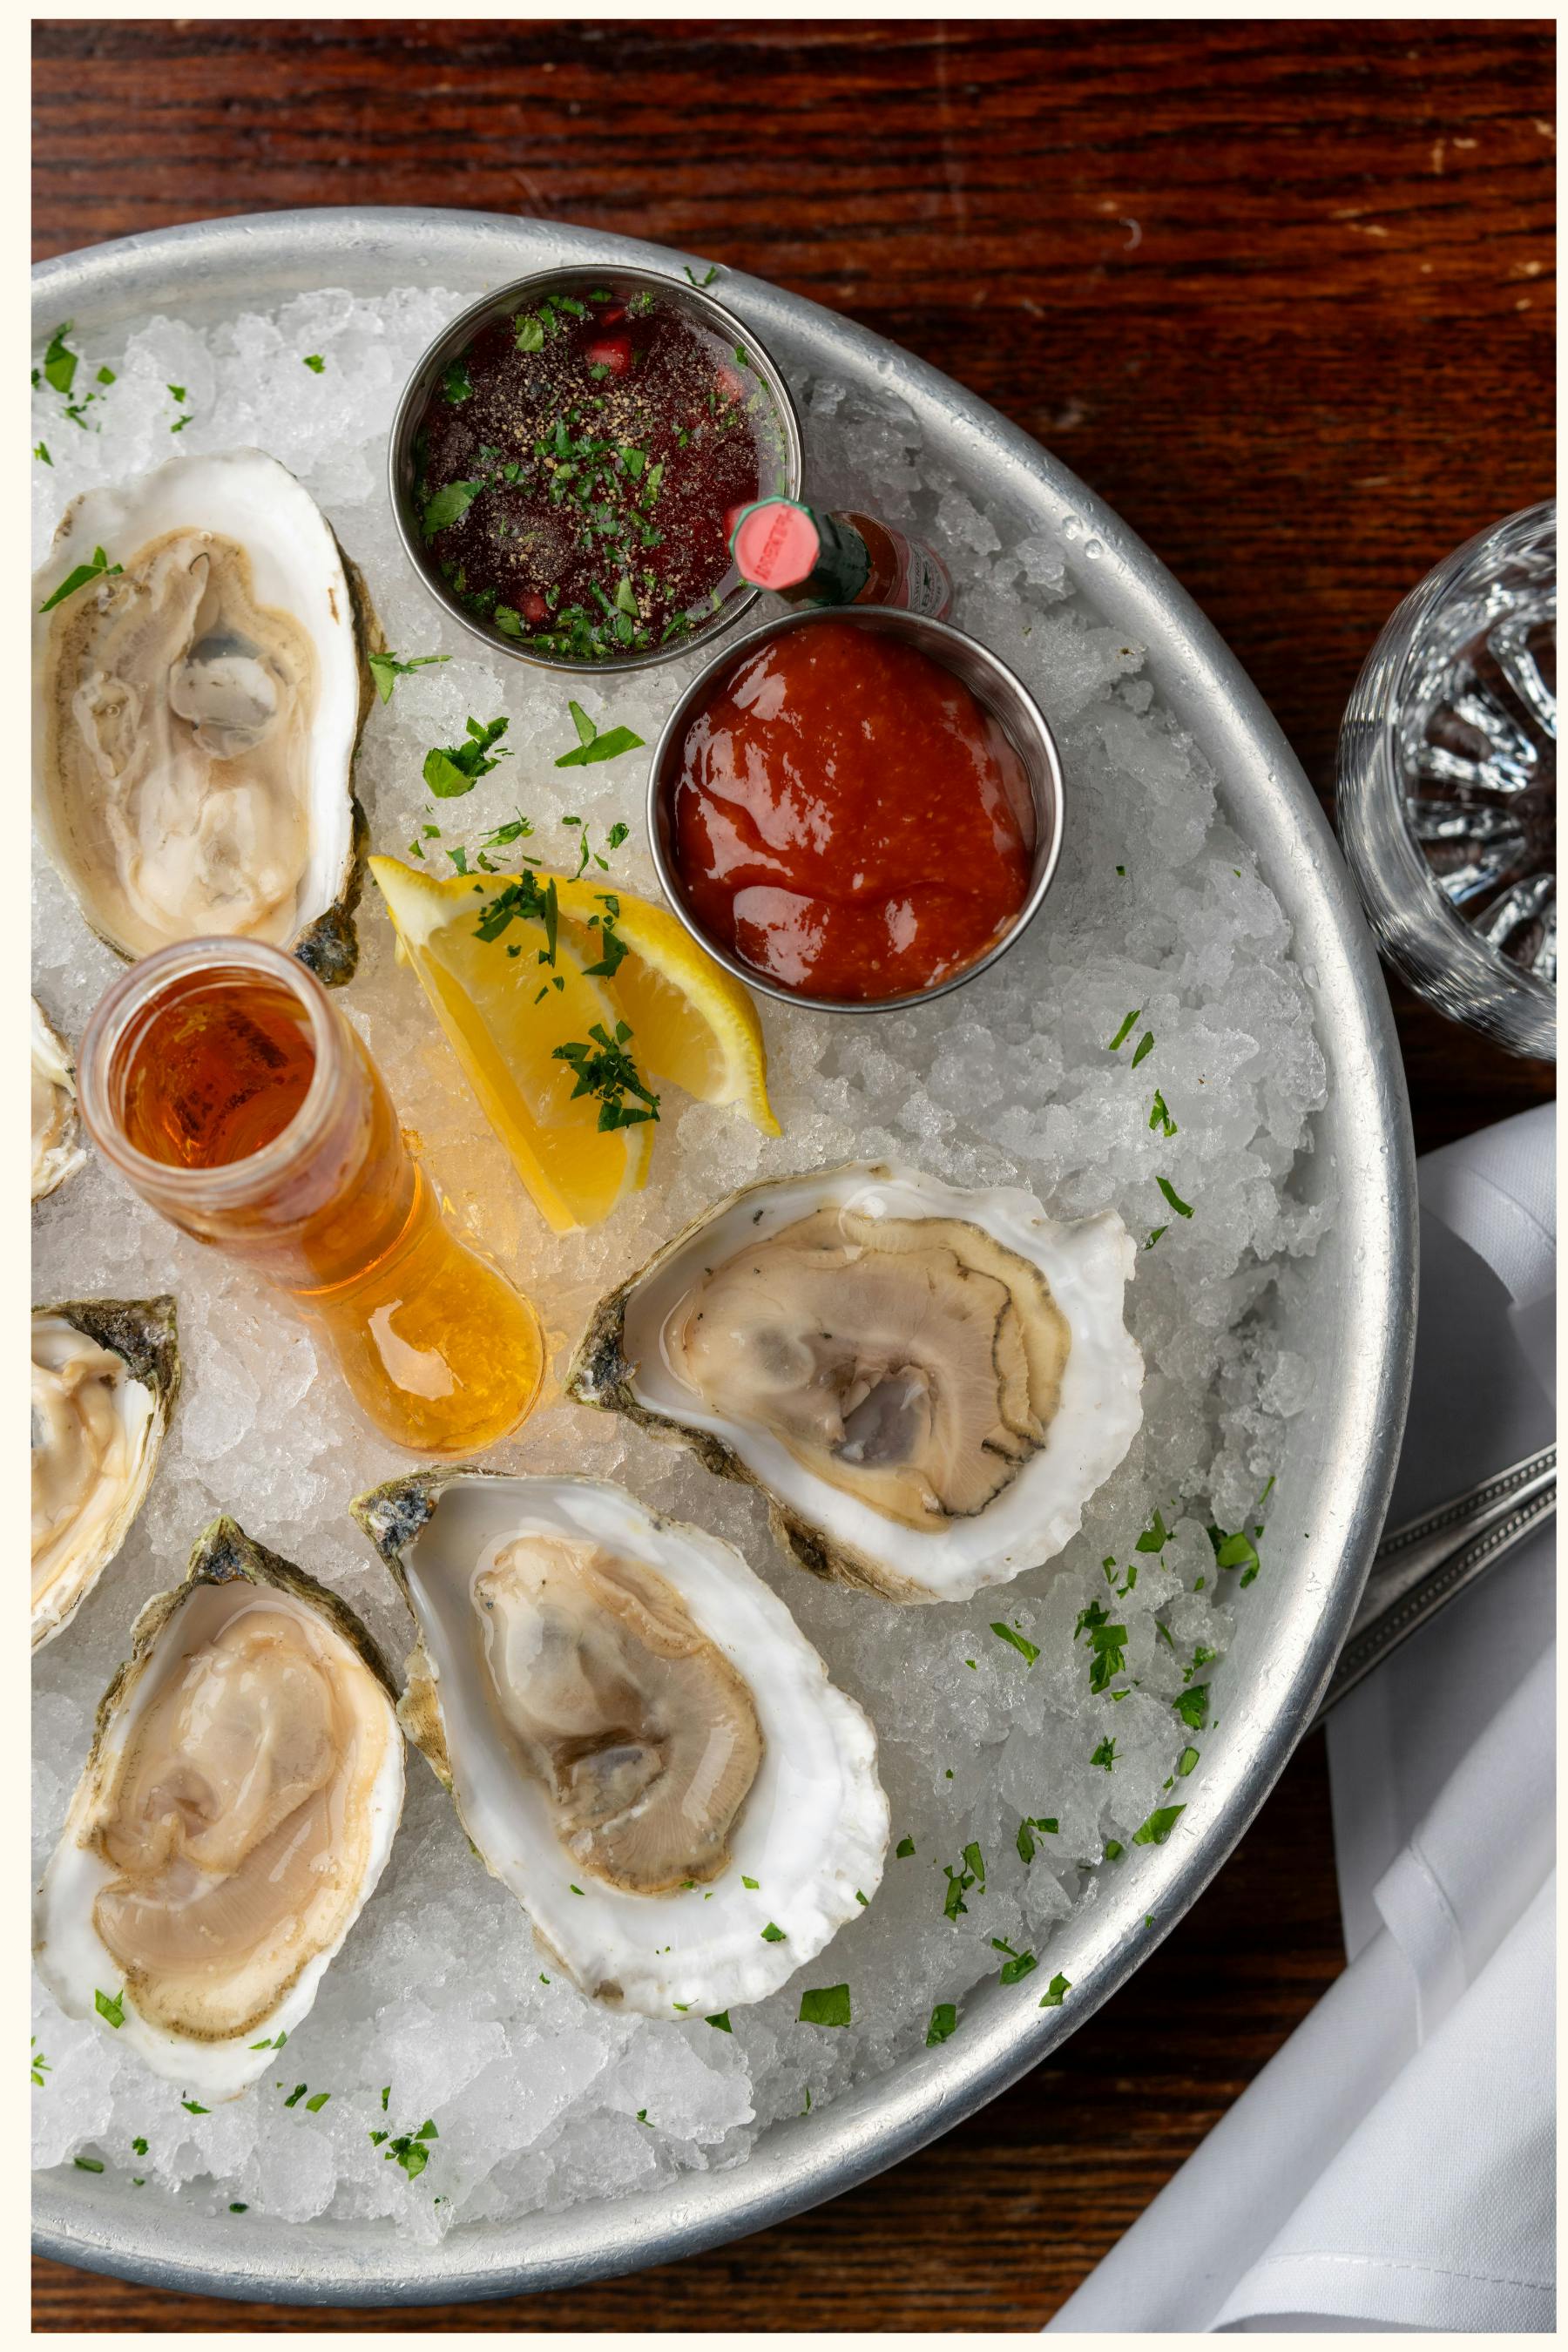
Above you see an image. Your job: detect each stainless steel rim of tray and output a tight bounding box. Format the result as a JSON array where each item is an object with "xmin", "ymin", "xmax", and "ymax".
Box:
[{"xmin": 31, "ymin": 207, "xmax": 1417, "ymax": 2308}]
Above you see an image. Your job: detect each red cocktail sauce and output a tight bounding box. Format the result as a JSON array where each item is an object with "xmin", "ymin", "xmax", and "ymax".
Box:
[{"xmin": 670, "ymin": 620, "xmax": 1036, "ymax": 1003}]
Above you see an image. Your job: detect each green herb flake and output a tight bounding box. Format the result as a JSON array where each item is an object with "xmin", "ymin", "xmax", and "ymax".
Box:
[
  {"xmin": 1017, "ymin": 1815, "xmax": 1059, "ymax": 1863},
  {"xmin": 304, "ymin": 2092, "xmax": 330, "ymax": 2113},
  {"xmin": 1173, "ymin": 1684, "xmax": 1209, "ymax": 1730},
  {"xmin": 705, "ymin": 2011, "xmax": 732, "ymax": 2032},
  {"xmin": 1177, "ymin": 1746, "xmax": 1200, "ymax": 1776},
  {"xmin": 1131, "ymin": 1031, "xmax": 1155, "ymax": 1067},
  {"xmin": 992, "ymin": 1937, "xmax": 1037, "ymax": 1986},
  {"xmin": 990, "ymin": 1621, "xmax": 1040, "ymax": 1665},
  {"xmin": 1136, "ymin": 1507, "xmax": 1169, "ymax": 1553},
  {"xmin": 31, "ymin": 2039, "xmax": 51, "ymax": 2088},
  {"xmin": 422, "ymin": 712, "xmax": 510, "ymax": 798},
  {"xmin": 798, "ymin": 1983, "xmax": 852, "ymax": 2028},
  {"xmin": 925, "ymin": 2003, "xmax": 958, "ymax": 2046},
  {"xmin": 33, "ymin": 442, "xmax": 51, "ymax": 465},
  {"xmin": 442, "ymin": 356, "xmax": 473, "ymax": 404},
  {"xmin": 1107, "ymin": 1008, "xmax": 1141, "ymax": 1051},
  {"xmin": 302, "ymin": 353, "xmax": 326, "ymax": 373},
  {"xmin": 42, "ymin": 323, "xmax": 81, "ymax": 395},
  {"xmin": 1157, "ymin": 1175, "xmax": 1194, "ymax": 1219},
  {"xmin": 1104, "ymin": 1840, "xmax": 1124, "ymax": 1862},
  {"xmin": 180, "ymin": 2099, "xmax": 209, "ymax": 2115},
  {"xmin": 963, "ymin": 1840, "xmax": 986, "ymax": 1889},
  {"xmin": 422, "ymin": 477, "xmax": 483, "ymax": 537},
  {"xmin": 229, "ymin": 2201, "xmax": 249, "ymax": 2213},
  {"xmin": 74, "ymin": 2156, "xmax": 105, "ymax": 2173},
  {"xmin": 1091, "ymin": 1737, "xmax": 1118, "ymax": 1770},
  {"xmin": 554, "ymin": 701, "xmax": 646, "ymax": 768},
  {"xmin": 1146, "ymin": 1225, "xmax": 1168, "ymax": 1250},
  {"xmin": 895, "ymin": 1835, "xmax": 916, "ymax": 1859},
  {"xmin": 1132, "ymin": 1803, "xmax": 1186, "ymax": 1847},
  {"xmin": 368, "ymin": 648, "xmax": 450, "ymax": 705},
  {"xmin": 41, "ymin": 545, "xmax": 124, "ymax": 614},
  {"xmin": 283, "ymin": 2084, "xmax": 308, "ymax": 2107},
  {"xmin": 1037, "ymin": 1972, "xmax": 1071, "ymax": 2009},
  {"xmin": 760, "ymin": 1922, "xmax": 787, "ymax": 1943},
  {"xmin": 1149, "ymin": 1088, "xmax": 1177, "ymax": 1137},
  {"xmin": 94, "ymin": 1988, "xmax": 125, "ymax": 2030},
  {"xmin": 553, "ymin": 1020, "xmax": 660, "ymax": 1132}
]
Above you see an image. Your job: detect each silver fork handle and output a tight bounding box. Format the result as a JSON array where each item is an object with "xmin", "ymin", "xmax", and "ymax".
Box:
[{"xmin": 1315, "ymin": 1445, "xmax": 1557, "ymax": 1724}]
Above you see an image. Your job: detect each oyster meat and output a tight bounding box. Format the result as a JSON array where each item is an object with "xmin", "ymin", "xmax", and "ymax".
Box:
[
  {"xmin": 31, "ymin": 1297, "xmax": 180, "ymax": 1652},
  {"xmin": 34, "ymin": 1517, "xmax": 404, "ymax": 2100},
  {"xmin": 352, "ymin": 1472, "xmax": 888, "ymax": 2017},
  {"xmin": 571, "ymin": 1163, "xmax": 1144, "ymax": 1604},
  {"xmin": 32, "ymin": 449, "xmax": 376, "ymax": 985},
  {"xmin": 31, "ymin": 997, "xmax": 86, "ymax": 1201}
]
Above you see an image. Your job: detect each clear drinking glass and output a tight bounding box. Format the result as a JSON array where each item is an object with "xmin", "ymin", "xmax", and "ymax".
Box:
[{"xmin": 1336, "ymin": 501, "xmax": 1556, "ymax": 1059}]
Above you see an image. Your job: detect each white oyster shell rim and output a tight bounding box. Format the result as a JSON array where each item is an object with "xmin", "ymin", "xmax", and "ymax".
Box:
[
  {"xmin": 30, "ymin": 446, "xmax": 363, "ymax": 968},
  {"xmin": 614, "ymin": 1162, "xmax": 1146, "ymax": 1603},
  {"xmin": 30, "ymin": 996, "xmax": 87, "ymax": 1202},
  {"xmin": 32, "ymin": 1541, "xmax": 404, "ymax": 2104},
  {"xmin": 368, "ymin": 1472, "xmax": 889, "ymax": 2018}
]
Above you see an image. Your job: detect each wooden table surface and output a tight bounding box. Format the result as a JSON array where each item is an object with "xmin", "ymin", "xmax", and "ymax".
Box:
[{"xmin": 32, "ymin": 16, "xmax": 1555, "ymax": 2332}]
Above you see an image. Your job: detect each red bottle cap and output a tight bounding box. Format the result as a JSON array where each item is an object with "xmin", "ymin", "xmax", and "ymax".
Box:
[{"xmin": 730, "ymin": 498, "xmax": 821, "ymax": 590}]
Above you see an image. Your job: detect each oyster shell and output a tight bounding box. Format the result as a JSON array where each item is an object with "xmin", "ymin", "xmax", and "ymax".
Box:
[
  {"xmin": 32, "ymin": 448, "xmax": 379, "ymax": 985},
  {"xmin": 570, "ymin": 1163, "xmax": 1144, "ymax": 1605},
  {"xmin": 31, "ymin": 997, "xmax": 86, "ymax": 1201},
  {"xmin": 352, "ymin": 1471, "xmax": 888, "ymax": 2017},
  {"xmin": 33, "ymin": 1517, "xmax": 404, "ymax": 2101},
  {"xmin": 31, "ymin": 1296, "xmax": 180, "ymax": 1651}
]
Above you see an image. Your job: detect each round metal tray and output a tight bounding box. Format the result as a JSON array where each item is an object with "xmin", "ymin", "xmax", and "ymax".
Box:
[{"xmin": 31, "ymin": 208, "xmax": 1416, "ymax": 2308}]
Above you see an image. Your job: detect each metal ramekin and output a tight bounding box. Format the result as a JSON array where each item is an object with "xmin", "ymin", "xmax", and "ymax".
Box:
[
  {"xmin": 388, "ymin": 266, "xmax": 803, "ymax": 677},
  {"xmin": 647, "ymin": 605, "xmax": 1066, "ymax": 1013}
]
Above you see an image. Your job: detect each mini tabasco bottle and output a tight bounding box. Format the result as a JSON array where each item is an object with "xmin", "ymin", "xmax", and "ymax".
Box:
[{"xmin": 729, "ymin": 497, "xmax": 953, "ymax": 620}]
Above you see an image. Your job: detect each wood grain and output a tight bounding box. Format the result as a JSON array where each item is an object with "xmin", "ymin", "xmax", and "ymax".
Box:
[{"xmin": 31, "ymin": 15, "xmax": 1555, "ymax": 2330}]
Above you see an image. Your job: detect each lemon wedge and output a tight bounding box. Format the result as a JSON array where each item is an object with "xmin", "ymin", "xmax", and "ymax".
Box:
[
  {"xmin": 551, "ymin": 875, "xmax": 781, "ymax": 1139},
  {"xmin": 368, "ymin": 857, "xmax": 777, "ymax": 1233}
]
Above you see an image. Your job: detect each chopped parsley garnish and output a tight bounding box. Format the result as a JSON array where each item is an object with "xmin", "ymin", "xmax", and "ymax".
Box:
[
  {"xmin": 990, "ymin": 1621, "xmax": 1039, "ymax": 1665},
  {"xmin": 30, "ymin": 2039, "xmax": 51, "ymax": 2087},
  {"xmin": 368, "ymin": 648, "xmax": 451, "ymax": 705},
  {"xmin": 801, "ymin": 2088, "xmax": 812, "ymax": 2114},
  {"xmin": 1177, "ymin": 1746, "xmax": 1200, "ymax": 1776},
  {"xmin": 41, "ymin": 321, "xmax": 79, "ymax": 395},
  {"xmin": 442, "ymin": 356, "xmax": 473, "ymax": 404},
  {"xmin": 554, "ymin": 699, "xmax": 647, "ymax": 768},
  {"xmin": 74, "ymin": 2155, "xmax": 105, "ymax": 2173},
  {"xmin": 1037, "ymin": 1973, "xmax": 1071, "ymax": 2009},
  {"xmin": 1149, "ymin": 1088, "xmax": 1177, "ymax": 1137},
  {"xmin": 1090, "ymin": 1737, "xmax": 1118, "ymax": 1770},
  {"xmin": 896, "ymin": 1835, "xmax": 916, "ymax": 1858},
  {"xmin": 1146, "ymin": 1225, "xmax": 1168, "ymax": 1250},
  {"xmin": 1131, "ymin": 1031, "xmax": 1154, "ymax": 1068},
  {"xmin": 1104, "ymin": 1840, "xmax": 1124, "ymax": 1862},
  {"xmin": 283, "ymin": 2084, "xmax": 308, "ymax": 2107},
  {"xmin": 1156, "ymin": 1175, "xmax": 1194, "ymax": 1219},
  {"xmin": 384, "ymin": 2119, "xmax": 438, "ymax": 2180},
  {"xmin": 94, "ymin": 1988, "xmax": 125, "ymax": 2029},
  {"xmin": 230, "ymin": 2201, "xmax": 248, "ymax": 2213},
  {"xmin": 855, "ymin": 1889, "xmax": 868, "ymax": 1906},
  {"xmin": 554, "ymin": 1020, "xmax": 660, "ymax": 1132},
  {"xmin": 925, "ymin": 2003, "xmax": 958, "ymax": 2046},
  {"xmin": 422, "ymin": 477, "xmax": 484, "ymax": 537},
  {"xmin": 249, "ymin": 2030, "xmax": 288, "ymax": 2050},
  {"xmin": 41, "ymin": 545, "xmax": 123, "ymax": 614},
  {"xmin": 636, "ymin": 2108, "xmax": 650, "ymax": 2125},
  {"xmin": 992, "ymin": 1937, "xmax": 1037, "ymax": 1986},
  {"xmin": 942, "ymin": 1864, "xmax": 973, "ymax": 1922},
  {"xmin": 683, "ymin": 263, "xmax": 720, "ymax": 287},
  {"xmin": 1136, "ymin": 1507, "xmax": 1170, "ymax": 1553},
  {"xmin": 1173, "ymin": 1684, "xmax": 1209, "ymax": 1730},
  {"xmin": 760, "ymin": 1922, "xmax": 787, "ymax": 1943},
  {"xmin": 302, "ymin": 353, "xmax": 326, "ymax": 372},
  {"xmin": 1132, "ymin": 1804, "xmax": 1186, "ymax": 1847},
  {"xmin": 1210, "ymin": 1524, "xmax": 1260, "ymax": 1583},
  {"xmin": 741, "ymin": 1876, "xmax": 760, "ymax": 1890},
  {"xmin": 963, "ymin": 1841, "xmax": 986, "ymax": 1888},
  {"xmin": 422, "ymin": 713, "xmax": 510, "ymax": 797},
  {"xmin": 132, "ymin": 2136, "xmax": 148, "ymax": 2156},
  {"xmin": 570, "ymin": 1883, "xmax": 585, "ymax": 1896},
  {"xmin": 304, "ymin": 2092, "xmax": 330, "ymax": 2113},
  {"xmin": 798, "ymin": 1983, "xmax": 852, "ymax": 2027},
  {"xmin": 1016, "ymin": 1815, "xmax": 1058, "ymax": 1863},
  {"xmin": 181, "ymin": 2099, "xmax": 209, "ymax": 2114},
  {"xmin": 706, "ymin": 2011, "xmax": 732, "ymax": 2032},
  {"xmin": 1107, "ymin": 1008, "xmax": 1141, "ymax": 1051},
  {"xmin": 33, "ymin": 441, "xmax": 51, "ymax": 465}
]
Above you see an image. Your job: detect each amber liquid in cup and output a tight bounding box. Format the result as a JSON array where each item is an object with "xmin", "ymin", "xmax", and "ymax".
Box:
[{"xmin": 80, "ymin": 941, "xmax": 544, "ymax": 1456}]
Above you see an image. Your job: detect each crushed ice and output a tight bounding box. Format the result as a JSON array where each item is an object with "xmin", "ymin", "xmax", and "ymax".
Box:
[{"xmin": 31, "ymin": 286, "xmax": 1330, "ymax": 2239}]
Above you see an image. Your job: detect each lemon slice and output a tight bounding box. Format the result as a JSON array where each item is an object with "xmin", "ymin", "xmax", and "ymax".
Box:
[
  {"xmin": 368, "ymin": 856, "xmax": 653, "ymax": 1233},
  {"xmin": 551, "ymin": 875, "xmax": 781, "ymax": 1138}
]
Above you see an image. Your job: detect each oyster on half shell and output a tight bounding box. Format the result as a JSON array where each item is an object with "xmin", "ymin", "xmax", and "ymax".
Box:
[
  {"xmin": 570, "ymin": 1163, "xmax": 1145, "ymax": 1605},
  {"xmin": 31, "ymin": 1296, "xmax": 180, "ymax": 1652},
  {"xmin": 32, "ymin": 449, "xmax": 378, "ymax": 985},
  {"xmin": 33, "ymin": 1517, "xmax": 404, "ymax": 2101},
  {"xmin": 352, "ymin": 1471, "xmax": 888, "ymax": 2017},
  {"xmin": 31, "ymin": 997, "xmax": 86, "ymax": 1202}
]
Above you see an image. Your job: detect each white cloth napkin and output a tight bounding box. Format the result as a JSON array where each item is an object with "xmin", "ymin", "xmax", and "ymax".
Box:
[{"xmin": 1049, "ymin": 1104, "xmax": 1556, "ymax": 2333}]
